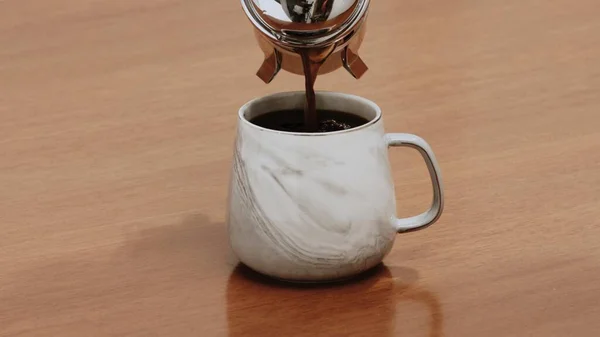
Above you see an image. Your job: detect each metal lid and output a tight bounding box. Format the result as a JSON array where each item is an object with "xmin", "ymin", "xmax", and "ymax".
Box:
[{"xmin": 242, "ymin": 0, "xmax": 370, "ymax": 48}]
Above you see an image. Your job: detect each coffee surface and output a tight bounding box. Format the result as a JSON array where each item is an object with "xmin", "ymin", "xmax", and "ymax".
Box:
[{"xmin": 250, "ymin": 109, "xmax": 369, "ymax": 133}]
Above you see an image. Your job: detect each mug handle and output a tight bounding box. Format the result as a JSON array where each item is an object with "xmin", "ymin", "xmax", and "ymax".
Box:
[{"xmin": 386, "ymin": 133, "xmax": 444, "ymax": 233}]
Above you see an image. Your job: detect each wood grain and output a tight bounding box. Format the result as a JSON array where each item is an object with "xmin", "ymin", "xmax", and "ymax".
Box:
[{"xmin": 1, "ymin": 0, "xmax": 599, "ymax": 336}]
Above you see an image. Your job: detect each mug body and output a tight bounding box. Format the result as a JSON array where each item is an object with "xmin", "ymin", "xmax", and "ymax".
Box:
[{"xmin": 227, "ymin": 91, "xmax": 397, "ymax": 282}]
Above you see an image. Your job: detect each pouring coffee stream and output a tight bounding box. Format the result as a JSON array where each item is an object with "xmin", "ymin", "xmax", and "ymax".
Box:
[
  {"xmin": 241, "ymin": 0, "xmax": 371, "ymax": 132},
  {"xmin": 300, "ymin": 49, "xmax": 321, "ymax": 131}
]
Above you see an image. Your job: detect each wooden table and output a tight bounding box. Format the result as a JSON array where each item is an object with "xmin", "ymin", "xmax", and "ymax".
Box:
[{"xmin": 1, "ymin": 1, "xmax": 599, "ymax": 336}]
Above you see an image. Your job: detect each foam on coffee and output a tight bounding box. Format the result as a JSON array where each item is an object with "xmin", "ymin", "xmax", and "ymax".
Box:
[{"xmin": 250, "ymin": 109, "xmax": 369, "ymax": 133}]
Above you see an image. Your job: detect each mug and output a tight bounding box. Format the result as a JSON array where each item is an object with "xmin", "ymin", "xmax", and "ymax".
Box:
[{"xmin": 227, "ymin": 91, "xmax": 444, "ymax": 282}]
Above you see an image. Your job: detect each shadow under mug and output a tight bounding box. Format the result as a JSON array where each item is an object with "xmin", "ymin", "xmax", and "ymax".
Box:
[
  {"xmin": 227, "ymin": 91, "xmax": 444, "ymax": 282},
  {"xmin": 226, "ymin": 264, "xmax": 444, "ymax": 337}
]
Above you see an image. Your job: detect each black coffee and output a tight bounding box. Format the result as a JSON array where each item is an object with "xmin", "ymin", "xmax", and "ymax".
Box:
[{"xmin": 250, "ymin": 109, "xmax": 369, "ymax": 133}]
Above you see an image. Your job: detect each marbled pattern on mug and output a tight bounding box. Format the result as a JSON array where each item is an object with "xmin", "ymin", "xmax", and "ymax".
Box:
[{"xmin": 227, "ymin": 117, "xmax": 398, "ymax": 281}]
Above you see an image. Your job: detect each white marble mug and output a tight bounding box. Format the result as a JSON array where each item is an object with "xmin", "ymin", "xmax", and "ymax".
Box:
[{"xmin": 227, "ymin": 91, "xmax": 444, "ymax": 282}]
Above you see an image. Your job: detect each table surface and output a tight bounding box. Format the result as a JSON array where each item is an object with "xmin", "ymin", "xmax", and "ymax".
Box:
[{"xmin": 1, "ymin": 0, "xmax": 599, "ymax": 336}]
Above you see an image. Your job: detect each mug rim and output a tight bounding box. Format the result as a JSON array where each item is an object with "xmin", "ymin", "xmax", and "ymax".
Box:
[{"xmin": 238, "ymin": 91, "xmax": 382, "ymax": 137}]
